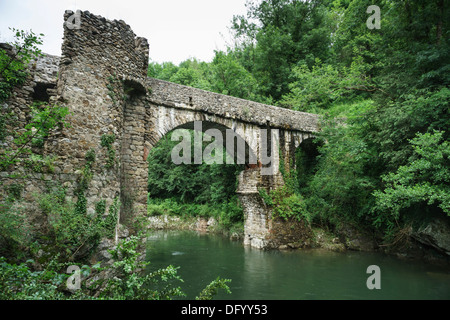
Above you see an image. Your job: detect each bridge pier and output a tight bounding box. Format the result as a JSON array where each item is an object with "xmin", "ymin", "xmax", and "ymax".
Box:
[
  {"xmin": 237, "ymin": 165, "xmax": 314, "ymax": 250},
  {"xmin": 237, "ymin": 169, "xmax": 282, "ymax": 249},
  {"xmin": 239, "ymin": 193, "xmax": 272, "ymax": 249}
]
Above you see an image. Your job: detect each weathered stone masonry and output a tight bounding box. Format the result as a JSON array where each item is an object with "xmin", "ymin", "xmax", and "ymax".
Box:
[{"xmin": 1, "ymin": 10, "xmax": 320, "ymax": 249}]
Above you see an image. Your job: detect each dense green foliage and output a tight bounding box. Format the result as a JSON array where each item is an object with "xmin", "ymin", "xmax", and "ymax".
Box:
[
  {"xmin": 35, "ymin": 183, "xmax": 119, "ymax": 262},
  {"xmin": 148, "ymin": 132, "xmax": 242, "ymax": 204},
  {"xmin": 195, "ymin": 277, "xmax": 232, "ymax": 300},
  {"xmin": 147, "ymin": 131, "xmax": 244, "ymax": 231},
  {"xmin": 148, "ymin": 53, "xmax": 271, "ymax": 104},
  {"xmin": 0, "ymin": 257, "xmax": 71, "ymax": 300},
  {"xmin": 373, "ymin": 131, "xmax": 450, "ymax": 231},
  {"xmin": 98, "ymin": 235, "xmax": 186, "ymax": 300},
  {"xmin": 149, "ymin": 0, "xmax": 449, "ymax": 243}
]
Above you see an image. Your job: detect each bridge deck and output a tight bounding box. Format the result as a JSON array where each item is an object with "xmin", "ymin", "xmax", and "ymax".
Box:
[{"xmin": 146, "ymin": 77, "xmax": 320, "ymax": 133}]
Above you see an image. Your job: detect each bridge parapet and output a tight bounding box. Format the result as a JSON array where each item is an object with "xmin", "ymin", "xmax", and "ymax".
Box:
[{"xmin": 147, "ymin": 78, "xmax": 320, "ymax": 133}]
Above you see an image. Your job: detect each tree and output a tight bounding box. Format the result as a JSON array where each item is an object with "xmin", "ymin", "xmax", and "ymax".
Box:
[
  {"xmin": 373, "ymin": 131, "xmax": 450, "ymax": 233},
  {"xmin": 230, "ymin": 0, "xmax": 334, "ymax": 101},
  {"xmin": 210, "ymin": 50, "xmax": 266, "ymax": 102},
  {"xmin": 0, "ymin": 29, "xmax": 43, "ymax": 102},
  {"xmin": 304, "ymin": 113, "xmax": 377, "ymax": 228},
  {"xmin": 363, "ymin": 88, "xmax": 450, "ymax": 172},
  {"xmin": 280, "ymin": 57, "xmax": 374, "ymax": 112}
]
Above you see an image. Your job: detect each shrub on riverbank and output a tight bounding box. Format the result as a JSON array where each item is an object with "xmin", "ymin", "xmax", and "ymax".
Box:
[
  {"xmin": 0, "ymin": 235, "xmax": 231, "ymax": 300},
  {"xmin": 147, "ymin": 196, "xmax": 244, "ymax": 234}
]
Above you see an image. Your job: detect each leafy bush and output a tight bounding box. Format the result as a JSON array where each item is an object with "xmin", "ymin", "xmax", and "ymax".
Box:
[
  {"xmin": 35, "ymin": 185, "xmax": 119, "ymax": 262},
  {"xmin": 280, "ymin": 58, "xmax": 373, "ymax": 112},
  {"xmin": 97, "ymin": 235, "xmax": 185, "ymax": 300},
  {"xmin": 0, "ymin": 257, "xmax": 69, "ymax": 300},
  {"xmin": 0, "ymin": 200, "xmax": 31, "ymax": 259},
  {"xmin": 260, "ymin": 185, "xmax": 311, "ymax": 223},
  {"xmin": 195, "ymin": 276, "xmax": 231, "ymax": 300},
  {"xmin": 0, "ymin": 236, "xmax": 232, "ymax": 300},
  {"xmin": 373, "ymin": 131, "xmax": 450, "ymax": 235}
]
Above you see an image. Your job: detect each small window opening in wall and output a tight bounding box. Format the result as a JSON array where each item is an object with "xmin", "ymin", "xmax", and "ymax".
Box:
[
  {"xmin": 123, "ymin": 79, "xmax": 146, "ymax": 99},
  {"xmin": 189, "ymin": 96, "xmax": 193, "ymax": 106},
  {"xmin": 32, "ymin": 82, "xmax": 55, "ymax": 102}
]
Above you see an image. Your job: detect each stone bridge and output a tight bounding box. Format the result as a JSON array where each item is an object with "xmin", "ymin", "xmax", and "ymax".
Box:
[
  {"xmin": 3, "ymin": 10, "xmax": 320, "ymax": 249},
  {"xmin": 144, "ymin": 77, "xmax": 319, "ymax": 248}
]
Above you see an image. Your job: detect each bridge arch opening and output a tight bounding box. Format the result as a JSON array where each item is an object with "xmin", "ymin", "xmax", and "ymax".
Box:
[
  {"xmin": 151, "ymin": 117, "xmax": 261, "ymax": 167},
  {"xmin": 295, "ymin": 136, "xmax": 322, "ymax": 191},
  {"xmin": 145, "ymin": 119, "xmax": 263, "ymax": 231}
]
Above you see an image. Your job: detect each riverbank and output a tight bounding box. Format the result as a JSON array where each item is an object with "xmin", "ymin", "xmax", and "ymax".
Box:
[{"xmin": 144, "ymin": 214, "xmax": 450, "ymax": 267}]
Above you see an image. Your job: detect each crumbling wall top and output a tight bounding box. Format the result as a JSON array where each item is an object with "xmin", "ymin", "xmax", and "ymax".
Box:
[{"xmin": 60, "ymin": 10, "xmax": 149, "ymax": 82}]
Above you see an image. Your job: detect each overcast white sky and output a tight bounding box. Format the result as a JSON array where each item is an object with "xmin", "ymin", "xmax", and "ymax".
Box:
[{"xmin": 0, "ymin": 0, "xmax": 248, "ymax": 64}]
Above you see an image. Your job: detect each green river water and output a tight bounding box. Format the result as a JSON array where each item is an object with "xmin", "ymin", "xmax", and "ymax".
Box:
[{"xmin": 145, "ymin": 230, "xmax": 450, "ymax": 300}]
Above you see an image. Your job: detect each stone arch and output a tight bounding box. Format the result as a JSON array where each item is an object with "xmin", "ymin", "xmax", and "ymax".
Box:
[
  {"xmin": 294, "ymin": 136, "xmax": 322, "ymax": 187},
  {"xmin": 297, "ymin": 136, "xmax": 321, "ymax": 156},
  {"xmin": 145, "ymin": 116, "xmax": 257, "ymax": 224},
  {"xmin": 148, "ymin": 106, "xmax": 261, "ymax": 167}
]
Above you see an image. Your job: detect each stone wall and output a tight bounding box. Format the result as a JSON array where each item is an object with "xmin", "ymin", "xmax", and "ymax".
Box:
[
  {"xmin": 1, "ymin": 10, "xmax": 151, "ymax": 233},
  {"xmin": 0, "ymin": 45, "xmax": 61, "ymax": 203},
  {"xmin": 239, "ymin": 193, "xmax": 272, "ymax": 249}
]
